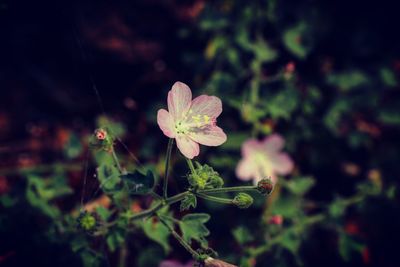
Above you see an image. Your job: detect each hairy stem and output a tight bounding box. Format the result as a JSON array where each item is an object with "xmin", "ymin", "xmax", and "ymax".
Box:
[
  {"xmin": 111, "ymin": 147, "xmax": 124, "ymax": 174},
  {"xmin": 186, "ymin": 158, "xmax": 196, "ymax": 175},
  {"xmin": 128, "ymin": 191, "xmax": 190, "ymax": 221},
  {"xmin": 195, "ymin": 192, "xmax": 233, "ymax": 205},
  {"xmin": 199, "ymin": 185, "xmax": 258, "ymax": 194},
  {"xmin": 158, "ymin": 217, "xmax": 200, "ymax": 259},
  {"xmin": 163, "ymin": 138, "xmax": 174, "ymax": 199}
]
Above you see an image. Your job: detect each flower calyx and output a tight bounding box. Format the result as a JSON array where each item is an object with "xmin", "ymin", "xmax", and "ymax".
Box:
[{"xmin": 188, "ymin": 162, "xmax": 224, "ymax": 190}]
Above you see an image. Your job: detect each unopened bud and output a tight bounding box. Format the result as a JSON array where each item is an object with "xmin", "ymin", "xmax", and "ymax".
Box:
[
  {"xmin": 204, "ymin": 257, "xmax": 238, "ymax": 267},
  {"xmin": 257, "ymin": 178, "xmax": 273, "ymax": 195},
  {"xmin": 95, "ymin": 128, "xmax": 107, "ymax": 140},
  {"xmin": 77, "ymin": 210, "xmax": 101, "ymax": 234},
  {"xmin": 233, "ymin": 193, "xmax": 253, "ymax": 209},
  {"xmin": 269, "ymin": 215, "xmax": 283, "ymax": 225}
]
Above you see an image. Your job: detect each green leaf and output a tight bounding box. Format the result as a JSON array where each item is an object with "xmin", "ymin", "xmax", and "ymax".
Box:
[
  {"xmin": 378, "ymin": 109, "xmax": 400, "ymax": 126},
  {"xmin": 327, "ymin": 71, "xmax": 369, "ymax": 91},
  {"xmin": 264, "ymin": 88, "xmax": 299, "ymax": 120},
  {"xmin": 283, "ymin": 22, "xmax": 311, "ymax": 59},
  {"xmin": 106, "ymin": 229, "xmax": 125, "ymax": 252},
  {"xmin": 380, "ymin": 67, "xmax": 397, "ymax": 87},
  {"xmin": 25, "ymin": 175, "xmax": 72, "ymax": 218},
  {"xmin": 285, "ymin": 177, "xmax": 315, "ymax": 195},
  {"xmin": 233, "ymin": 226, "xmax": 254, "ymax": 245},
  {"xmin": 180, "ymin": 193, "xmax": 197, "ymax": 211},
  {"xmin": 142, "ymin": 218, "xmax": 171, "ymax": 253},
  {"xmin": 252, "ymin": 37, "xmax": 278, "ymax": 63},
  {"xmin": 329, "ymin": 198, "xmax": 347, "ymax": 218},
  {"xmin": 338, "ymin": 233, "xmax": 364, "ymax": 261},
  {"xmin": 280, "ymin": 229, "xmax": 301, "ymax": 254},
  {"xmin": 63, "ymin": 132, "xmax": 82, "ymax": 159},
  {"xmin": 179, "ymin": 213, "xmax": 210, "ymax": 247},
  {"xmin": 97, "ymin": 163, "xmax": 121, "ymax": 193},
  {"xmin": 121, "ymin": 170, "xmax": 155, "ymax": 195}
]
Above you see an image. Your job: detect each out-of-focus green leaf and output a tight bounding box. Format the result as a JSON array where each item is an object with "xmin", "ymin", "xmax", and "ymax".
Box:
[
  {"xmin": 96, "ymin": 116, "xmax": 126, "ymax": 139},
  {"xmin": 280, "ymin": 229, "xmax": 300, "ymax": 254},
  {"xmin": 329, "ymin": 198, "xmax": 347, "ymax": 218},
  {"xmin": 142, "ymin": 218, "xmax": 171, "ymax": 253},
  {"xmin": 324, "ymin": 98, "xmax": 351, "ymax": 133},
  {"xmin": 378, "ymin": 109, "xmax": 400, "ymax": 126},
  {"xmin": 264, "ymin": 88, "xmax": 299, "ymax": 120},
  {"xmin": 179, "ymin": 213, "xmax": 210, "ymax": 247},
  {"xmin": 283, "ymin": 22, "xmax": 311, "ymax": 59},
  {"xmin": 327, "ymin": 71, "xmax": 369, "ymax": 91},
  {"xmin": 380, "ymin": 68, "xmax": 397, "ymax": 87},
  {"xmin": 252, "ymin": 37, "xmax": 278, "ymax": 63},
  {"xmin": 64, "ymin": 132, "xmax": 82, "ymax": 159},
  {"xmin": 26, "ymin": 175, "xmax": 72, "ymax": 218},
  {"xmin": 233, "ymin": 226, "xmax": 254, "ymax": 245},
  {"xmin": 106, "ymin": 229, "xmax": 125, "ymax": 252},
  {"xmin": 285, "ymin": 177, "xmax": 315, "ymax": 195},
  {"xmin": 338, "ymin": 233, "xmax": 364, "ymax": 261}
]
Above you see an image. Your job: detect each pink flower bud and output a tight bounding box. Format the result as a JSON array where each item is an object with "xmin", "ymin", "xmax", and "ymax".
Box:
[
  {"xmin": 95, "ymin": 129, "xmax": 107, "ymax": 140},
  {"xmin": 269, "ymin": 215, "xmax": 283, "ymax": 225}
]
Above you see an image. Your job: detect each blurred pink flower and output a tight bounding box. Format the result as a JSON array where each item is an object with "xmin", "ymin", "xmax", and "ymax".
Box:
[
  {"xmin": 157, "ymin": 82, "xmax": 227, "ymax": 159},
  {"xmin": 236, "ymin": 134, "xmax": 294, "ymax": 184},
  {"xmin": 159, "ymin": 260, "xmax": 193, "ymax": 267}
]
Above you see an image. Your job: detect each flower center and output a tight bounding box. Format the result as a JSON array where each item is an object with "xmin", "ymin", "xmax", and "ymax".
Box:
[{"xmin": 175, "ymin": 111, "xmax": 217, "ymax": 136}]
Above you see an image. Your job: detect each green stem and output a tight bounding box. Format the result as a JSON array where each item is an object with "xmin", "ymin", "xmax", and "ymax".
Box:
[
  {"xmin": 195, "ymin": 192, "xmax": 233, "ymax": 205},
  {"xmin": 186, "ymin": 158, "xmax": 196, "ymax": 175},
  {"xmin": 249, "ymin": 214, "xmax": 325, "ymax": 257},
  {"xmin": 128, "ymin": 191, "xmax": 190, "ymax": 221},
  {"xmin": 199, "ymin": 186, "xmax": 258, "ymax": 194},
  {"xmin": 158, "ymin": 217, "xmax": 200, "ymax": 259},
  {"xmin": 163, "ymin": 138, "xmax": 174, "ymax": 199},
  {"xmin": 111, "ymin": 148, "xmax": 124, "ymax": 174}
]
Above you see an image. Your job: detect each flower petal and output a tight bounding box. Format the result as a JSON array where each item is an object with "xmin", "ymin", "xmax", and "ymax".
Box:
[
  {"xmin": 263, "ymin": 134, "xmax": 285, "ymax": 152},
  {"xmin": 236, "ymin": 158, "xmax": 256, "ymax": 181},
  {"xmin": 157, "ymin": 109, "xmax": 175, "ymax": 138},
  {"xmin": 189, "ymin": 95, "xmax": 223, "ymax": 119},
  {"xmin": 270, "ymin": 153, "xmax": 294, "ymax": 175},
  {"xmin": 189, "ymin": 126, "xmax": 227, "ymax": 146},
  {"xmin": 167, "ymin": 82, "xmax": 192, "ymax": 120},
  {"xmin": 241, "ymin": 139, "xmax": 262, "ymax": 157},
  {"xmin": 176, "ymin": 136, "xmax": 200, "ymax": 159}
]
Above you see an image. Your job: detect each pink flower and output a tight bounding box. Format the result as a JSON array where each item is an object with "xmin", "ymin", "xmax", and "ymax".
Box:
[
  {"xmin": 159, "ymin": 260, "xmax": 194, "ymax": 267},
  {"xmin": 157, "ymin": 82, "xmax": 227, "ymax": 159},
  {"xmin": 236, "ymin": 134, "xmax": 294, "ymax": 184}
]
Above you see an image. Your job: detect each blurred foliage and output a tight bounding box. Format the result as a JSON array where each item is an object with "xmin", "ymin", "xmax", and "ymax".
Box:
[{"xmin": 1, "ymin": 0, "xmax": 400, "ymax": 267}]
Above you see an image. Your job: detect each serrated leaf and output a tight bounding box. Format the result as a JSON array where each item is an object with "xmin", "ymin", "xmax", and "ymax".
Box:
[
  {"xmin": 142, "ymin": 218, "xmax": 171, "ymax": 253},
  {"xmin": 121, "ymin": 170, "xmax": 155, "ymax": 195},
  {"xmin": 179, "ymin": 213, "xmax": 210, "ymax": 247},
  {"xmin": 180, "ymin": 193, "xmax": 197, "ymax": 211}
]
